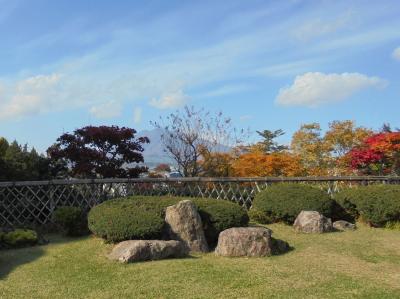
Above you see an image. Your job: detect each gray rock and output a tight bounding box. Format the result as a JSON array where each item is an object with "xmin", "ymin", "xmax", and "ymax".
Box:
[
  {"xmin": 215, "ymin": 227, "xmax": 273, "ymax": 257},
  {"xmin": 293, "ymin": 211, "xmax": 333, "ymax": 233},
  {"xmin": 108, "ymin": 240, "xmax": 188, "ymax": 263},
  {"xmin": 165, "ymin": 200, "xmax": 209, "ymax": 252},
  {"xmin": 333, "ymin": 220, "xmax": 356, "ymax": 231}
]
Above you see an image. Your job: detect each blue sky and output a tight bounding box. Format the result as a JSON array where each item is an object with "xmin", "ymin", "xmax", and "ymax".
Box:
[{"xmin": 0, "ymin": 0, "xmax": 399, "ymax": 153}]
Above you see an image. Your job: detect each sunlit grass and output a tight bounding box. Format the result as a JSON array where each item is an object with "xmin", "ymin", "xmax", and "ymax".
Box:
[{"xmin": 1, "ymin": 223, "xmax": 399, "ymax": 299}]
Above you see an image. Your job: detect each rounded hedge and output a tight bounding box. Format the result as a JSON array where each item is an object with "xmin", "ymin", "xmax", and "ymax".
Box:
[
  {"xmin": 250, "ymin": 183, "xmax": 336, "ymax": 224},
  {"xmin": 53, "ymin": 206, "xmax": 88, "ymax": 236},
  {"xmin": 334, "ymin": 185, "xmax": 400, "ymax": 227},
  {"xmin": 88, "ymin": 196, "xmax": 249, "ymax": 244}
]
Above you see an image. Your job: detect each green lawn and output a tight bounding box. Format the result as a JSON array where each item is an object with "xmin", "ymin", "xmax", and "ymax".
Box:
[{"xmin": 1, "ymin": 224, "xmax": 399, "ymax": 299}]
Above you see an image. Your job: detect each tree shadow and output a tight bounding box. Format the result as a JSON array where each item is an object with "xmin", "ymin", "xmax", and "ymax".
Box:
[
  {"xmin": 0, "ymin": 234, "xmax": 89, "ymax": 280},
  {"xmin": 0, "ymin": 245, "xmax": 45, "ymax": 280}
]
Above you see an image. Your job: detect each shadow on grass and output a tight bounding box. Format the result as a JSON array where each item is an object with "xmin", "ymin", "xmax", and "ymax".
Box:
[
  {"xmin": 0, "ymin": 234, "xmax": 90, "ymax": 280},
  {"xmin": 0, "ymin": 245, "xmax": 45, "ymax": 280},
  {"xmin": 271, "ymin": 237, "xmax": 295, "ymax": 256}
]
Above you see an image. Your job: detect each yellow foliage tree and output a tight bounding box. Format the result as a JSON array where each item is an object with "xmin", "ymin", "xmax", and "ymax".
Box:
[{"xmin": 291, "ymin": 123, "xmax": 329, "ymax": 175}]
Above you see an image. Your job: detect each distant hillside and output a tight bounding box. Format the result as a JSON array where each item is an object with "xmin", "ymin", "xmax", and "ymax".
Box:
[
  {"xmin": 138, "ymin": 129, "xmax": 173, "ymax": 167},
  {"xmin": 138, "ymin": 128, "xmax": 231, "ymax": 168}
]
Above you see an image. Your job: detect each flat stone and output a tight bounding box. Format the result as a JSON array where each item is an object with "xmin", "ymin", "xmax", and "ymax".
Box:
[
  {"xmin": 165, "ymin": 200, "xmax": 209, "ymax": 252},
  {"xmin": 215, "ymin": 227, "xmax": 272, "ymax": 257},
  {"xmin": 108, "ymin": 240, "xmax": 188, "ymax": 263},
  {"xmin": 333, "ymin": 220, "xmax": 356, "ymax": 231},
  {"xmin": 293, "ymin": 211, "xmax": 333, "ymax": 233}
]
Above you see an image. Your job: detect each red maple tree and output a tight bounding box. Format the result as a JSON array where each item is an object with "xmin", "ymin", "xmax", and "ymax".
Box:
[
  {"xmin": 348, "ymin": 132, "xmax": 400, "ymax": 175},
  {"xmin": 48, "ymin": 126, "xmax": 149, "ymax": 178}
]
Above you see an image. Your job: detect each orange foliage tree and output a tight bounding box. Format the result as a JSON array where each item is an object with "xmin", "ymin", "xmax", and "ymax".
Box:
[{"xmin": 231, "ymin": 150, "xmax": 305, "ymax": 177}]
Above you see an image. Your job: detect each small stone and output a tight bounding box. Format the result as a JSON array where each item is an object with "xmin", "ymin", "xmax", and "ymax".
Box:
[
  {"xmin": 293, "ymin": 211, "xmax": 333, "ymax": 233},
  {"xmin": 215, "ymin": 227, "xmax": 273, "ymax": 257},
  {"xmin": 333, "ymin": 220, "xmax": 356, "ymax": 231},
  {"xmin": 108, "ymin": 240, "xmax": 188, "ymax": 263}
]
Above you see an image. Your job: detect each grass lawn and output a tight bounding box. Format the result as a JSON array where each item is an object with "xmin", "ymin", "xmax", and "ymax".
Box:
[{"xmin": 1, "ymin": 223, "xmax": 399, "ymax": 299}]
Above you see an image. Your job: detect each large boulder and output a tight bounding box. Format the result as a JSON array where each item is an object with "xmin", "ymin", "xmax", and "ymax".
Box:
[
  {"xmin": 293, "ymin": 211, "xmax": 333, "ymax": 233},
  {"xmin": 108, "ymin": 240, "xmax": 188, "ymax": 263},
  {"xmin": 215, "ymin": 227, "xmax": 273, "ymax": 257},
  {"xmin": 165, "ymin": 200, "xmax": 209, "ymax": 252},
  {"xmin": 333, "ymin": 220, "xmax": 356, "ymax": 231}
]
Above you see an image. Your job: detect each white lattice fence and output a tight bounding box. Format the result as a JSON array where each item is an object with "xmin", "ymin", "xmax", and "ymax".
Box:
[{"xmin": 1, "ymin": 176, "xmax": 399, "ymax": 226}]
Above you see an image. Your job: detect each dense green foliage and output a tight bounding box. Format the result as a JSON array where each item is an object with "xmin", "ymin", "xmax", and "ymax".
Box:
[
  {"xmin": 1, "ymin": 229, "xmax": 38, "ymax": 248},
  {"xmin": 53, "ymin": 206, "xmax": 88, "ymax": 236},
  {"xmin": 193, "ymin": 198, "xmax": 249, "ymax": 245},
  {"xmin": 0, "ymin": 137, "xmax": 54, "ymax": 181},
  {"xmin": 88, "ymin": 196, "xmax": 248, "ymax": 244},
  {"xmin": 88, "ymin": 198, "xmax": 166, "ymax": 243},
  {"xmin": 250, "ymin": 183, "xmax": 336, "ymax": 224},
  {"xmin": 334, "ymin": 185, "xmax": 400, "ymax": 226}
]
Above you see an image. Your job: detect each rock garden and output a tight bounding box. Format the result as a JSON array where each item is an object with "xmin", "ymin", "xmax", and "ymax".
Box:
[{"xmin": 1, "ymin": 183, "xmax": 400, "ymax": 298}]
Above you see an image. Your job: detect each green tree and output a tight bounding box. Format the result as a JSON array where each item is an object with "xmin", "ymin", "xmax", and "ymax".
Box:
[
  {"xmin": 0, "ymin": 138, "xmax": 52, "ymax": 181},
  {"xmin": 255, "ymin": 129, "xmax": 288, "ymax": 153}
]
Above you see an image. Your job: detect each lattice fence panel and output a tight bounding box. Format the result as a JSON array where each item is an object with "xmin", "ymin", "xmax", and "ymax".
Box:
[{"xmin": 1, "ymin": 177, "xmax": 399, "ymax": 226}]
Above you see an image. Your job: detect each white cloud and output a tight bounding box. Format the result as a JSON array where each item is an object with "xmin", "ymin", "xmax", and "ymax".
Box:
[
  {"xmin": 149, "ymin": 90, "xmax": 189, "ymax": 109},
  {"xmin": 294, "ymin": 13, "xmax": 351, "ymax": 42},
  {"xmin": 133, "ymin": 107, "xmax": 142, "ymax": 124},
  {"xmin": 89, "ymin": 101, "xmax": 122, "ymax": 119},
  {"xmin": 2, "ymin": 2, "xmax": 400, "ymax": 121},
  {"xmin": 276, "ymin": 72, "xmax": 387, "ymax": 107},
  {"xmin": 200, "ymin": 84, "xmax": 252, "ymax": 98},
  {"xmin": 392, "ymin": 47, "xmax": 400, "ymax": 61},
  {"xmin": 0, "ymin": 74, "xmax": 62, "ymax": 120}
]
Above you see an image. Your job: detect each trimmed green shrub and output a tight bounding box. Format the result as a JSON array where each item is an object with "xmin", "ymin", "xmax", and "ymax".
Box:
[
  {"xmin": 88, "ymin": 196, "xmax": 249, "ymax": 245},
  {"xmin": 194, "ymin": 199, "xmax": 249, "ymax": 246},
  {"xmin": 2, "ymin": 229, "xmax": 38, "ymax": 247},
  {"xmin": 334, "ymin": 185, "xmax": 400, "ymax": 227},
  {"xmin": 53, "ymin": 206, "xmax": 88, "ymax": 236},
  {"xmin": 88, "ymin": 198, "xmax": 166, "ymax": 243},
  {"xmin": 250, "ymin": 183, "xmax": 336, "ymax": 224}
]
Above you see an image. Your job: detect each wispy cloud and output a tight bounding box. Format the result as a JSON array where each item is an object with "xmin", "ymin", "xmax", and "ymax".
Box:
[
  {"xmin": 89, "ymin": 101, "xmax": 122, "ymax": 119},
  {"xmin": 133, "ymin": 107, "xmax": 142, "ymax": 124},
  {"xmin": 0, "ymin": 74, "xmax": 62, "ymax": 120},
  {"xmin": 392, "ymin": 46, "xmax": 400, "ymax": 61},
  {"xmin": 293, "ymin": 12, "xmax": 352, "ymax": 42},
  {"xmin": 276, "ymin": 72, "xmax": 387, "ymax": 107},
  {"xmin": 199, "ymin": 84, "xmax": 252, "ymax": 98},
  {"xmin": 149, "ymin": 89, "xmax": 189, "ymax": 109},
  {"xmin": 1, "ymin": 1, "xmax": 400, "ymax": 121}
]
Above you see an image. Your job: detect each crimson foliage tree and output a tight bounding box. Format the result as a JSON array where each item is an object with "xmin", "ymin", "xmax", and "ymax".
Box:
[
  {"xmin": 47, "ymin": 126, "xmax": 149, "ymax": 178},
  {"xmin": 347, "ymin": 132, "xmax": 400, "ymax": 175}
]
